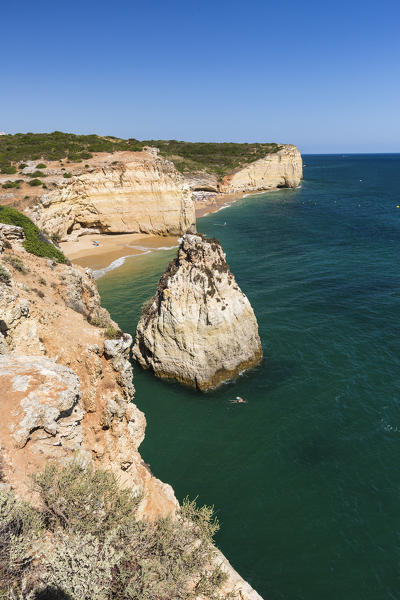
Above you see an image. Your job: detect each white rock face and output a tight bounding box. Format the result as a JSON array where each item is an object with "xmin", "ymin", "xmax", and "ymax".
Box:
[
  {"xmin": 31, "ymin": 152, "xmax": 196, "ymax": 240},
  {"xmin": 0, "ymin": 355, "xmax": 83, "ymax": 449},
  {"xmin": 220, "ymin": 144, "xmax": 302, "ymax": 193},
  {"xmin": 132, "ymin": 234, "xmax": 262, "ymax": 391}
]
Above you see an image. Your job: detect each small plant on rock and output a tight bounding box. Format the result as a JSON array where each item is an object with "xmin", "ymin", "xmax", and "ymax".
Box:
[
  {"xmin": 0, "ymin": 264, "xmax": 11, "ymax": 285},
  {"xmin": 3, "ymin": 254, "xmax": 29, "ymax": 274}
]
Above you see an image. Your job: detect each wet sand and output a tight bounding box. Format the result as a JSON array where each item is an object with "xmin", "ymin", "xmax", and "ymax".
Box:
[{"xmin": 60, "ymin": 233, "xmax": 179, "ymax": 270}]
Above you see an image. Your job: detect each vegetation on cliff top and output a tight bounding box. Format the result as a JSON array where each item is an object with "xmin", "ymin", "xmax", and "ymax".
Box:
[
  {"xmin": 0, "ymin": 132, "xmax": 281, "ymax": 177},
  {"xmin": 144, "ymin": 139, "xmax": 281, "ymax": 177},
  {"xmin": 0, "ymin": 206, "xmax": 66, "ymax": 263},
  {"xmin": 0, "ymin": 461, "xmax": 227, "ymax": 600}
]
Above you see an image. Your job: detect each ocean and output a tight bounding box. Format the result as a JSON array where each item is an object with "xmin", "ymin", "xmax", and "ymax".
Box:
[{"xmin": 98, "ymin": 154, "xmax": 400, "ymax": 600}]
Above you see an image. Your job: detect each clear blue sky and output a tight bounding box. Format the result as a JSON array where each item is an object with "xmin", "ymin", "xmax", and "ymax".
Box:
[{"xmin": 1, "ymin": 0, "xmax": 399, "ymax": 153}]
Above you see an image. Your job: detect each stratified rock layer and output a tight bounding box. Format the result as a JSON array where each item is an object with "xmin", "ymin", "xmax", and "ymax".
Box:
[
  {"xmin": 31, "ymin": 150, "xmax": 196, "ymax": 240},
  {"xmin": 132, "ymin": 234, "xmax": 262, "ymax": 390},
  {"xmin": 220, "ymin": 144, "xmax": 302, "ymax": 193}
]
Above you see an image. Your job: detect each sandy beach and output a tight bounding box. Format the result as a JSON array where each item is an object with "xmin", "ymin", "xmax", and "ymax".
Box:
[
  {"xmin": 60, "ymin": 233, "xmax": 180, "ymax": 270},
  {"xmin": 60, "ymin": 191, "xmax": 250, "ymax": 272}
]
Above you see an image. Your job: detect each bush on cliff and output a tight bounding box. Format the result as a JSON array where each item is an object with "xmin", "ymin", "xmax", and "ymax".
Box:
[
  {"xmin": 0, "ymin": 461, "xmax": 227, "ymax": 600},
  {"xmin": 0, "ymin": 206, "xmax": 66, "ymax": 263}
]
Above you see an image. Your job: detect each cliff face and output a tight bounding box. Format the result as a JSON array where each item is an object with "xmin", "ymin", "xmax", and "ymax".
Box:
[
  {"xmin": 0, "ymin": 227, "xmax": 263, "ymax": 600},
  {"xmin": 30, "ymin": 150, "xmax": 196, "ymax": 241},
  {"xmin": 219, "ymin": 144, "xmax": 302, "ymax": 193},
  {"xmin": 132, "ymin": 234, "xmax": 262, "ymax": 391}
]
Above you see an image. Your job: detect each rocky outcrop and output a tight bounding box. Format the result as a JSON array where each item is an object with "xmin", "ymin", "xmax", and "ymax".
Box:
[
  {"xmin": 0, "ymin": 227, "xmax": 264, "ymax": 600},
  {"xmin": 0, "ymin": 355, "xmax": 83, "ymax": 450},
  {"xmin": 30, "ymin": 150, "xmax": 196, "ymax": 241},
  {"xmin": 220, "ymin": 144, "xmax": 302, "ymax": 193},
  {"xmin": 132, "ymin": 233, "xmax": 262, "ymax": 390}
]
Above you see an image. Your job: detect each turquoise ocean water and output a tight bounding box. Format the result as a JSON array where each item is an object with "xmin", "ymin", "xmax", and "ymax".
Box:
[{"xmin": 98, "ymin": 154, "xmax": 400, "ymax": 600}]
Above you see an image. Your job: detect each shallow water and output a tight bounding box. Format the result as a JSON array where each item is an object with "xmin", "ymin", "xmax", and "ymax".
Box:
[{"xmin": 98, "ymin": 154, "xmax": 400, "ymax": 600}]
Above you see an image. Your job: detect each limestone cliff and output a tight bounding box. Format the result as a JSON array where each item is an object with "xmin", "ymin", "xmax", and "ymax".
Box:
[
  {"xmin": 183, "ymin": 144, "xmax": 302, "ymax": 194},
  {"xmin": 219, "ymin": 144, "xmax": 302, "ymax": 193},
  {"xmin": 132, "ymin": 234, "xmax": 262, "ymax": 391},
  {"xmin": 0, "ymin": 227, "xmax": 263, "ymax": 600},
  {"xmin": 30, "ymin": 149, "xmax": 196, "ymax": 241}
]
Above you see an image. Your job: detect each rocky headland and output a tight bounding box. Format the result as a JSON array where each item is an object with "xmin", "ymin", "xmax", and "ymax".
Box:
[
  {"xmin": 132, "ymin": 233, "xmax": 262, "ymax": 391},
  {"xmin": 185, "ymin": 144, "xmax": 302, "ymax": 194},
  {"xmin": 0, "ymin": 222, "xmax": 263, "ymax": 600},
  {"xmin": 0, "ymin": 136, "xmax": 302, "ymax": 252}
]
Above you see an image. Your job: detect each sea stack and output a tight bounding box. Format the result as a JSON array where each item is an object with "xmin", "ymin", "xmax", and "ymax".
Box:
[{"xmin": 132, "ymin": 233, "xmax": 262, "ymax": 391}]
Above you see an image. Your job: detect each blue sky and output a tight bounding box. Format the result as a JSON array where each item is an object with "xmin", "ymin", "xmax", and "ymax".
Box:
[{"xmin": 1, "ymin": 0, "xmax": 399, "ymax": 153}]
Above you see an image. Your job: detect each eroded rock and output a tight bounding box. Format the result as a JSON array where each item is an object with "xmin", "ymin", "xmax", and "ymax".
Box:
[
  {"xmin": 0, "ymin": 355, "xmax": 82, "ymax": 449},
  {"xmin": 132, "ymin": 233, "xmax": 262, "ymax": 391}
]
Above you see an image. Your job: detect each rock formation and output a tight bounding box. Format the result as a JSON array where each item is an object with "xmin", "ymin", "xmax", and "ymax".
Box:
[
  {"xmin": 0, "ymin": 226, "xmax": 263, "ymax": 600},
  {"xmin": 184, "ymin": 144, "xmax": 302, "ymax": 194},
  {"xmin": 132, "ymin": 233, "xmax": 262, "ymax": 391},
  {"xmin": 30, "ymin": 149, "xmax": 196, "ymax": 241},
  {"xmin": 219, "ymin": 144, "xmax": 302, "ymax": 193}
]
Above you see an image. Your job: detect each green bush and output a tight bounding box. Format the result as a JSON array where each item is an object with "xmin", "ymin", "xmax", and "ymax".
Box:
[
  {"xmin": 28, "ymin": 178, "xmax": 43, "ymax": 187},
  {"xmin": 1, "ymin": 165, "xmax": 17, "ymax": 174},
  {"xmin": 2, "ymin": 181, "xmax": 21, "ymax": 189},
  {"xmin": 36, "ymin": 163, "xmax": 46, "ymax": 169},
  {"xmin": 0, "ymin": 206, "xmax": 66, "ymax": 262},
  {"xmin": 27, "ymin": 170, "xmax": 46, "ymax": 178},
  {"xmin": 63, "ymin": 172, "xmax": 72, "ymax": 178},
  {"xmin": 1, "ymin": 462, "xmax": 227, "ymax": 600},
  {"xmin": 0, "ymin": 488, "xmax": 43, "ymax": 596}
]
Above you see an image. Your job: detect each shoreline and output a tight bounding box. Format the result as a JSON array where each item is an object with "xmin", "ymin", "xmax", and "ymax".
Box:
[{"xmin": 60, "ymin": 189, "xmax": 272, "ymax": 276}]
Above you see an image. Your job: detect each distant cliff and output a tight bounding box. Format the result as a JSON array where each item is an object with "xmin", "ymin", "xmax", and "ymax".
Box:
[{"xmin": 184, "ymin": 144, "xmax": 302, "ymax": 193}]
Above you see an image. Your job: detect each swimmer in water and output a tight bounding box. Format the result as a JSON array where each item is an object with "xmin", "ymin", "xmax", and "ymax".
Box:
[{"xmin": 230, "ymin": 396, "xmax": 246, "ymax": 404}]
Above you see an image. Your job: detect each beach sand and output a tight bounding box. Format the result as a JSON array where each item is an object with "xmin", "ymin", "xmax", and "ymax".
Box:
[
  {"xmin": 60, "ymin": 191, "xmax": 251, "ymax": 272},
  {"xmin": 195, "ymin": 192, "xmax": 244, "ymax": 218},
  {"xmin": 60, "ymin": 233, "xmax": 180, "ymax": 270}
]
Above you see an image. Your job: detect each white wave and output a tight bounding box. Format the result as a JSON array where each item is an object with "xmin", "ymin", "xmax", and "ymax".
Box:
[
  {"xmin": 214, "ymin": 204, "xmax": 229, "ymax": 213},
  {"xmin": 93, "ymin": 252, "xmax": 150, "ymax": 279},
  {"xmin": 93, "ymin": 243, "xmax": 179, "ymax": 280}
]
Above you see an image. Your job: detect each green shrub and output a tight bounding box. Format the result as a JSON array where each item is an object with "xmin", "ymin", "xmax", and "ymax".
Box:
[
  {"xmin": 0, "ymin": 264, "xmax": 11, "ymax": 285},
  {"xmin": 28, "ymin": 178, "xmax": 43, "ymax": 187},
  {"xmin": 27, "ymin": 170, "xmax": 46, "ymax": 178},
  {"xmin": 104, "ymin": 325, "xmax": 121, "ymax": 339},
  {"xmin": 32, "ymin": 462, "xmax": 143, "ymax": 539},
  {"xmin": 1, "ymin": 462, "xmax": 227, "ymax": 600},
  {"xmin": 3, "ymin": 254, "xmax": 29, "ymax": 274},
  {"xmin": 1, "ymin": 165, "xmax": 17, "ymax": 174},
  {"xmin": 2, "ymin": 181, "xmax": 21, "ymax": 189},
  {"xmin": 0, "ymin": 206, "xmax": 66, "ymax": 262},
  {"xmin": 63, "ymin": 172, "xmax": 72, "ymax": 178},
  {"xmin": 36, "ymin": 163, "xmax": 46, "ymax": 169},
  {"xmin": 0, "ymin": 488, "xmax": 43, "ymax": 595}
]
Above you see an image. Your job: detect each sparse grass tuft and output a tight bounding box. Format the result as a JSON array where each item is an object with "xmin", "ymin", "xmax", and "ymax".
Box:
[
  {"xmin": 104, "ymin": 325, "xmax": 121, "ymax": 339},
  {"xmin": 3, "ymin": 254, "xmax": 29, "ymax": 274}
]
